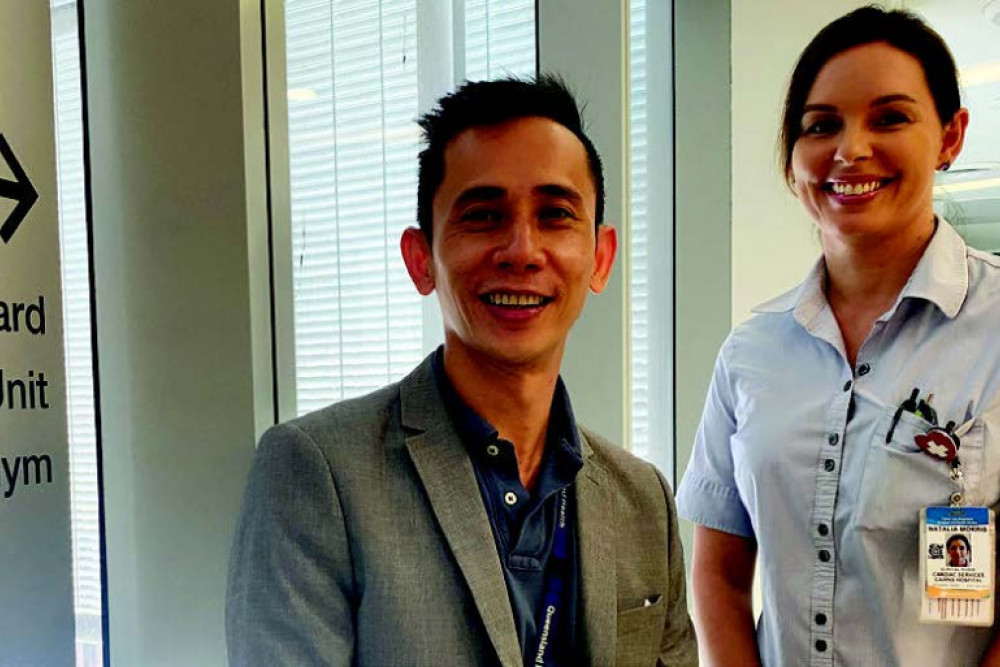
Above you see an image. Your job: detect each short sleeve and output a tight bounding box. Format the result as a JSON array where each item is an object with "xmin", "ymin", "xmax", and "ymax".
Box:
[{"xmin": 676, "ymin": 337, "xmax": 755, "ymax": 538}]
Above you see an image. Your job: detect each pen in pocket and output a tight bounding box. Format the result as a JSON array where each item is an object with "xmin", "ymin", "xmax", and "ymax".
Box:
[{"xmin": 886, "ymin": 387, "xmax": 920, "ymax": 443}]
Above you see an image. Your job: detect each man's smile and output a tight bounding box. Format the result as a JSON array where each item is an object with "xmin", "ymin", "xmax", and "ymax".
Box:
[{"xmin": 481, "ymin": 291, "xmax": 553, "ymax": 308}]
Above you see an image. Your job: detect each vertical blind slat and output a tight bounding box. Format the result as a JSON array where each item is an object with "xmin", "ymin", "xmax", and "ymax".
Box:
[{"xmin": 288, "ymin": 0, "xmax": 536, "ymax": 415}]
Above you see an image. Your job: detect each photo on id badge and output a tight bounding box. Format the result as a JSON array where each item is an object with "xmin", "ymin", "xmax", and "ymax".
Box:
[{"xmin": 920, "ymin": 507, "xmax": 995, "ymax": 626}]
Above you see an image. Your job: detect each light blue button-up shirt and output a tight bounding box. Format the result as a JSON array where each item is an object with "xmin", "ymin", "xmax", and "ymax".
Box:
[{"xmin": 678, "ymin": 220, "xmax": 1000, "ymax": 666}]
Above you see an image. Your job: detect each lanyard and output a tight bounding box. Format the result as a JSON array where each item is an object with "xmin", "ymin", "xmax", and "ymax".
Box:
[{"xmin": 531, "ymin": 487, "xmax": 571, "ymax": 667}]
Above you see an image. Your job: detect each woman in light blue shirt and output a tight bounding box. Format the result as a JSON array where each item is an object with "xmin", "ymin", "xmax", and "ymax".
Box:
[{"xmin": 678, "ymin": 7, "xmax": 1000, "ymax": 666}]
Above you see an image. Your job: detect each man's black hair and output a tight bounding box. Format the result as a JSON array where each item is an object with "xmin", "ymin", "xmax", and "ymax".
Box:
[{"xmin": 416, "ymin": 74, "xmax": 605, "ymax": 241}]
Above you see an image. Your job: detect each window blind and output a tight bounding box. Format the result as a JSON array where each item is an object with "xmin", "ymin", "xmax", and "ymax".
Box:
[
  {"xmin": 629, "ymin": 0, "xmax": 650, "ymax": 458},
  {"xmin": 464, "ymin": 0, "xmax": 536, "ymax": 80},
  {"xmin": 627, "ymin": 0, "xmax": 674, "ymax": 475},
  {"xmin": 50, "ymin": 1, "xmax": 103, "ymax": 664},
  {"xmin": 286, "ymin": 0, "xmax": 537, "ymax": 415},
  {"xmin": 287, "ymin": 0, "xmax": 422, "ymax": 414}
]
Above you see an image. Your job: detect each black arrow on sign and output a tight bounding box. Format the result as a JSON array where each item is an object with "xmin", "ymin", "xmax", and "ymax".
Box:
[{"xmin": 0, "ymin": 133, "xmax": 39, "ymax": 244}]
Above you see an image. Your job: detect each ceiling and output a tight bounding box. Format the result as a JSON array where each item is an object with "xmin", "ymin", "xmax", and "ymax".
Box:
[{"xmin": 908, "ymin": 0, "xmax": 1000, "ymax": 252}]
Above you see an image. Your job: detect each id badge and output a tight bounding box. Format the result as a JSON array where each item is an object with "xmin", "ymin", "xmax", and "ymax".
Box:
[{"xmin": 919, "ymin": 506, "xmax": 995, "ymax": 626}]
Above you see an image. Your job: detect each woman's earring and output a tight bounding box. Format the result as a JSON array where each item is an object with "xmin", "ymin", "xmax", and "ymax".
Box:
[{"xmin": 938, "ymin": 161, "xmax": 951, "ymax": 171}]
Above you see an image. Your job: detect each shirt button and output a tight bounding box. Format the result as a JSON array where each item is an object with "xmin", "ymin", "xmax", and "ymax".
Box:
[
  {"xmin": 504, "ymin": 492, "xmax": 518, "ymax": 506},
  {"xmin": 828, "ymin": 433, "xmax": 839, "ymax": 446},
  {"xmin": 815, "ymin": 613, "xmax": 827, "ymax": 625},
  {"xmin": 817, "ymin": 523, "xmax": 829, "ymax": 536},
  {"xmin": 816, "ymin": 639, "xmax": 828, "ymax": 652},
  {"xmin": 819, "ymin": 549, "xmax": 831, "ymax": 562},
  {"xmin": 857, "ymin": 363, "xmax": 871, "ymax": 376},
  {"xmin": 951, "ymin": 492, "xmax": 964, "ymax": 505},
  {"xmin": 486, "ymin": 444, "xmax": 500, "ymax": 457},
  {"xmin": 824, "ymin": 459, "xmax": 836, "ymax": 472}
]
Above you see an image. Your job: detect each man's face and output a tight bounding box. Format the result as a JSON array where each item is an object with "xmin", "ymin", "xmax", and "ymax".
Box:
[{"xmin": 402, "ymin": 116, "xmax": 616, "ymax": 371}]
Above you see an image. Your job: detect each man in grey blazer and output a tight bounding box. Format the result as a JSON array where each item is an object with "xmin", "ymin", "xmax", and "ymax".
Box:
[{"xmin": 226, "ymin": 76, "xmax": 697, "ymax": 667}]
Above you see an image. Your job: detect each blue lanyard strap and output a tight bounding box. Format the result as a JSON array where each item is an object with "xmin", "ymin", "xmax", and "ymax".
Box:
[{"xmin": 531, "ymin": 487, "xmax": 571, "ymax": 667}]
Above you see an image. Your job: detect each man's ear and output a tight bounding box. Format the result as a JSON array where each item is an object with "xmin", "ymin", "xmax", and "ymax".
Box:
[
  {"xmin": 589, "ymin": 224, "xmax": 618, "ymax": 294},
  {"xmin": 400, "ymin": 227, "xmax": 436, "ymax": 295},
  {"xmin": 939, "ymin": 107, "xmax": 969, "ymax": 167}
]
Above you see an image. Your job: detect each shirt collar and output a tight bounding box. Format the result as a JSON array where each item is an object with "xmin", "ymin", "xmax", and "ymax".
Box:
[
  {"xmin": 432, "ymin": 346, "xmax": 498, "ymax": 447},
  {"xmin": 898, "ymin": 218, "xmax": 968, "ymax": 319},
  {"xmin": 752, "ymin": 217, "xmax": 969, "ymax": 325},
  {"xmin": 430, "ymin": 346, "xmax": 583, "ymax": 463}
]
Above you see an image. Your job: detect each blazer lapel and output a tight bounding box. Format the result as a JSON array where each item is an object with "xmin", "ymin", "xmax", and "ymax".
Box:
[
  {"xmin": 576, "ymin": 431, "xmax": 616, "ymax": 666},
  {"xmin": 400, "ymin": 359, "xmax": 521, "ymax": 667}
]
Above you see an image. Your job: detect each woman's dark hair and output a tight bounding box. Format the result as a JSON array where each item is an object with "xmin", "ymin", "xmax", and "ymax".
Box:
[
  {"xmin": 947, "ymin": 534, "xmax": 971, "ymax": 554},
  {"xmin": 779, "ymin": 5, "xmax": 962, "ymax": 187}
]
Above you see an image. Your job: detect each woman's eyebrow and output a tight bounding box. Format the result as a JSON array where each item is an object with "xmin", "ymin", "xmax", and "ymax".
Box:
[
  {"xmin": 803, "ymin": 93, "xmax": 918, "ymax": 115},
  {"xmin": 802, "ymin": 103, "xmax": 837, "ymax": 114},
  {"xmin": 870, "ymin": 93, "xmax": 918, "ymax": 107}
]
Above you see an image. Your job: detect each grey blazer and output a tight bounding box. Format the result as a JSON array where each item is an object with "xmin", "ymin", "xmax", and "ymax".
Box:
[{"xmin": 226, "ymin": 356, "xmax": 697, "ymax": 666}]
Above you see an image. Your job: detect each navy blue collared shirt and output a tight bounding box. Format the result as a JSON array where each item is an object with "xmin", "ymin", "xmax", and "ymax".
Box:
[{"xmin": 432, "ymin": 348, "xmax": 584, "ymax": 666}]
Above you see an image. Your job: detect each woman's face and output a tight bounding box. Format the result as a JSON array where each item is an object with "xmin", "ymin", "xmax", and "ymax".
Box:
[
  {"xmin": 948, "ymin": 539, "xmax": 969, "ymax": 567},
  {"xmin": 790, "ymin": 41, "xmax": 965, "ymax": 245}
]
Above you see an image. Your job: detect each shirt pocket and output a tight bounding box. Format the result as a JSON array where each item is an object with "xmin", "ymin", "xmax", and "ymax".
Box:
[
  {"xmin": 615, "ymin": 595, "xmax": 665, "ymax": 667},
  {"xmin": 855, "ymin": 408, "xmax": 989, "ymax": 533}
]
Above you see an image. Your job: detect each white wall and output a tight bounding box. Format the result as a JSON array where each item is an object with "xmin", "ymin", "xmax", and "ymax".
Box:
[
  {"xmin": 730, "ymin": 0, "xmax": 874, "ymax": 325},
  {"xmin": 83, "ymin": 1, "xmax": 266, "ymax": 663},
  {"xmin": 673, "ymin": 0, "xmax": 733, "ymax": 561},
  {"xmin": 538, "ymin": 0, "xmax": 628, "ymax": 447}
]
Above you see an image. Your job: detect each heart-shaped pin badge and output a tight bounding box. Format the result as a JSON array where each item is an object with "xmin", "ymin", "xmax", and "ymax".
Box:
[{"xmin": 914, "ymin": 427, "xmax": 959, "ymax": 462}]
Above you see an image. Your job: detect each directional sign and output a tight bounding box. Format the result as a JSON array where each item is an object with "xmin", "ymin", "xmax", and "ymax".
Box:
[
  {"xmin": 0, "ymin": 1, "xmax": 76, "ymax": 663},
  {"xmin": 0, "ymin": 133, "xmax": 39, "ymax": 244}
]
